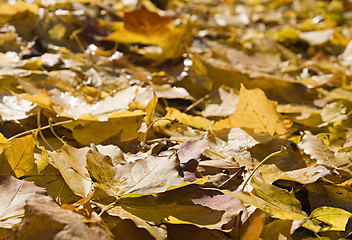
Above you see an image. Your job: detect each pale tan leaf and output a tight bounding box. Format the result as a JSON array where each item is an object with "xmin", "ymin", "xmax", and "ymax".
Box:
[
  {"xmin": 0, "ymin": 175, "xmax": 46, "ymax": 229},
  {"xmin": 50, "ymin": 145, "xmax": 93, "ymax": 198},
  {"xmin": 298, "ymin": 131, "xmax": 352, "ymax": 172}
]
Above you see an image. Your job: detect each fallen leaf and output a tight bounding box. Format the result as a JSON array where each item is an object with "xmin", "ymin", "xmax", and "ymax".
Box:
[
  {"xmin": 202, "ymin": 86, "xmax": 239, "ymax": 118},
  {"xmin": 160, "ymin": 107, "xmax": 212, "ymax": 130},
  {"xmin": 212, "ymin": 84, "xmax": 287, "ymax": 136},
  {"xmin": 50, "ymin": 145, "xmax": 93, "ymax": 198},
  {"xmin": 299, "ymin": 29, "xmax": 334, "ymax": 46},
  {"xmin": 0, "ymin": 96, "xmax": 36, "ymax": 122},
  {"xmin": 239, "ymin": 209, "xmax": 267, "ymax": 240},
  {"xmin": 63, "ymin": 110, "xmax": 145, "ymax": 145},
  {"xmin": 260, "ymin": 219, "xmax": 294, "ymax": 240},
  {"xmin": 260, "ymin": 165, "xmax": 331, "ymax": 184},
  {"xmin": 116, "ymin": 184, "xmax": 245, "ymax": 230},
  {"xmin": 26, "ymin": 164, "xmax": 80, "ymax": 205},
  {"xmin": 20, "ymin": 90, "xmax": 52, "ymax": 111},
  {"xmin": 232, "ymin": 177, "xmax": 319, "ymax": 232},
  {"xmin": 0, "ymin": 175, "xmax": 46, "ymax": 229},
  {"xmin": 50, "ymin": 86, "xmax": 152, "ymax": 121},
  {"xmin": 298, "ymin": 131, "xmax": 352, "ymax": 173},
  {"xmin": 310, "ymin": 206, "xmax": 352, "ymax": 232},
  {"xmin": 86, "ymin": 145, "xmax": 187, "ymax": 196},
  {"xmin": 177, "ymin": 137, "xmax": 209, "ymax": 182},
  {"xmin": 7, "ymin": 196, "xmax": 112, "ymax": 240},
  {"xmin": 105, "ymin": 206, "xmax": 167, "ymax": 240},
  {"xmin": 4, "ymin": 135, "xmax": 36, "ymax": 178},
  {"xmin": 105, "ymin": 8, "xmax": 188, "ymax": 60}
]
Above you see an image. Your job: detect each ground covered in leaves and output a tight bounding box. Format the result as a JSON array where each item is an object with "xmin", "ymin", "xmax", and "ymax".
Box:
[{"xmin": 2, "ymin": 0, "xmax": 352, "ymax": 239}]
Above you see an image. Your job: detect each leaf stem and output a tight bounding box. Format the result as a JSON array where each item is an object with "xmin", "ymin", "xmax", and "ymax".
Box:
[
  {"xmin": 143, "ymin": 117, "xmax": 176, "ymax": 142},
  {"xmin": 8, "ymin": 119, "xmax": 73, "ymax": 141},
  {"xmin": 241, "ymin": 146, "xmax": 287, "ymax": 191}
]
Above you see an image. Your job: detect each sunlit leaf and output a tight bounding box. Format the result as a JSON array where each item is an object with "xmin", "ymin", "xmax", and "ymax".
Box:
[
  {"xmin": 105, "ymin": 8, "xmax": 188, "ymax": 60},
  {"xmin": 232, "ymin": 177, "xmax": 320, "ymax": 232},
  {"xmin": 298, "ymin": 131, "xmax": 352, "ymax": 173},
  {"xmin": 50, "ymin": 145, "xmax": 93, "ymax": 198},
  {"xmin": 86, "ymin": 145, "xmax": 187, "ymax": 196},
  {"xmin": 212, "ymin": 84, "xmax": 287, "ymax": 136},
  {"xmin": 0, "ymin": 175, "xmax": 46, "ymax": 229},
  {"xmin": 310, "ymin": 207, "xmax": 352, "ymax": 232},
  {"xmin": 4, "ymin": 135, "xmax": 36, "ymax": 178},
  {"xmin": 0, "ymin": 96, "xmax": 37, "ymax": 122},
  {"xmin": 158, "ymin": 107, "xmax": 212, "ymax": 131}
]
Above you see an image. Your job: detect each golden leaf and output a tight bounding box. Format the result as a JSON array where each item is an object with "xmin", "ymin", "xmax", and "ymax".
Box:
[{"xmin": 212, "ymin": 84, "xmax": 287, "ymax": 136}]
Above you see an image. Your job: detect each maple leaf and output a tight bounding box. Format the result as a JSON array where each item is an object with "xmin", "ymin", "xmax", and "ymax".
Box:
[
  {"xmin": 105, "ymin": 8, "xmax": 189, "ymax": 60},
  {"xmin": 212, "ymin": 84, "xmax": 288, "ymax": 137}
]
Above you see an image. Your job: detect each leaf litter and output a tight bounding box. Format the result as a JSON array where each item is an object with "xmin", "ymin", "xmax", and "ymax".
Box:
[{"xmin": 1, "ymin": 0, "xmax": 352, "ymax": 239}]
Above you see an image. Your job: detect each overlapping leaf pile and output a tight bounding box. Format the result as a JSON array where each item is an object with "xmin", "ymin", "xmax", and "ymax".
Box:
[{"xmin": 1, "ymin": 0, "xmax": 352, "ymax": 239}]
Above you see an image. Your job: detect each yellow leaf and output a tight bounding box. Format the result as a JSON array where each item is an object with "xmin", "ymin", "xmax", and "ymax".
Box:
[
  {"xmin": 0, "ymin": 2, "xmax": 38, "ymax": 24},
  {"xmin": 4, "ymin": 135, "xmax": 36, "ymax": 177},
  {"xmin": 144, "ymin": 94, "xmax": 158, "ymax": 125},
  {"xmin": 163, "ymin": 107, "xmax": 212, "ymax": 130},
  {"xmin": 232, "ymin": 177, "xmax": 320, "ymax": 232},
  {"xmin": 0, "ymin": 132, "xmax": 8, "ymax": 156},
  {"xmin": 20, "ymin": 90, "xmax": 52, "ymax": 110},
  {"xmin": 310, "ymin": 207, "xmax": 352, "ymax": 232},
  {"xmin": 33, "ymin": 137, "xmax": 49, "ymax": 173},
  {"xmin": 63, "ymin": 110, "xmax": 145, "ymax": 145},
  {"xmin": 212, "ymin": 84, "xmax": 287, "ymax": 136}
]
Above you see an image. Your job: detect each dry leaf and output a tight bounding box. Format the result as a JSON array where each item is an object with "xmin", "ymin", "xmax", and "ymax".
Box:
[
  {"xmin": 86, "ymin": 145, "xmax": 187, "ymax": 196},
  {"xmin": 0, "ymin": 175, "xmax": 46, "ymax": 229},
  {"xmin": 177, "ymin": 138, "xmax": 209, "ymax": 182},
  {"xmin": 50, "ymin": 145, "xmax": 93, "ymax": 198},
  {"xmin": 298, "ymin": 131, "xmax": 352, "ymax": 173},
  {"xmin": 5, "ymin": 135, "xmax": 36, "ymax": 178},
  {"xmin": 116, "ymin": 184, "xmax": 245, "ymax": 230},
  {"xmin": 8, "ymin": 196, "xmax": 112, "ymax": 240},
  {"xmin": 212, "ymin": 84, "xmax": 287, "ymax": 136}
]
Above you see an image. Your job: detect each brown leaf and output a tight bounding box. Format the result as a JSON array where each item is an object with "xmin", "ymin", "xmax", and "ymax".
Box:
[
  {"xmin": 116, "ymin": 184, "xmax": 245, "ymax": 230},
  {"xmin": 8, "ymin": 197, "xmax": 112, "ymax": 240},
  {"xmin": 123, "ymin": 9, "xmax": 172, "ymax": 37},
  {"xmin": 177, "ymin": 137, "xmax": 209, "ymax": 182}
]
